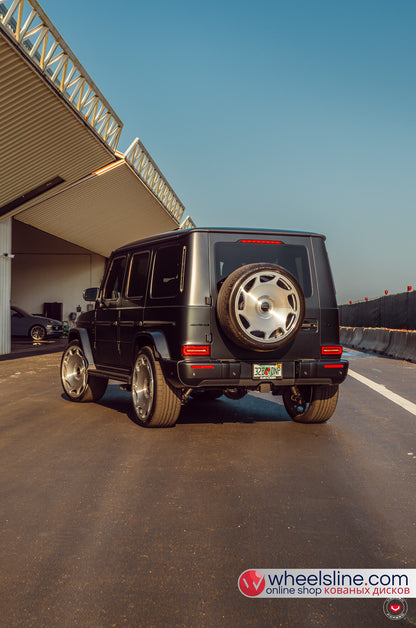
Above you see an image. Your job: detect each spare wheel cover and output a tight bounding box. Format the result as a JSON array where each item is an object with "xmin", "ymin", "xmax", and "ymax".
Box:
[{"xmin": 217, "ymin": 263, "xmax": 305, "ymax": 350}]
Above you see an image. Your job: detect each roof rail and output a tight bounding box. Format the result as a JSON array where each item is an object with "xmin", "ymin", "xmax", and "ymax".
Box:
[
  {"xmin": 125, "ymin": 138, "xmax": 186, "ymax": 224},
  {"xmin": 0, "ymin": 0, "xmax": 122, "ymax": 150}
]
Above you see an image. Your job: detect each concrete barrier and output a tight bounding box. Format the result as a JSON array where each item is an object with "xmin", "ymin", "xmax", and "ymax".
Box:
[
  {"xmin": 402, "ymin": 331, "xmax": 416, "ymax": 362},
  {"xmin": 340, "ymin": 327, "xmax": 354, "ymax": 346},
  {"xmin": 385, "ymin": 330, "xmax": 409, "ymax": 359},
  {"xmin": 362, "ymin": 327, "xmax": 391, "ymax": 354},
  {"xmin": 372, "ymin": 328, "xmax": 392, "ymax": 354},
  {"xmin": 340, "ymin": 326, "xmax": 416, "ymax": 364},
  {"xmin": 357, "ymin": 328, "xmax": 378, "ymax": 352},
  {"xmin": 349, "ymin": 327, "xmax": 364, "ymax": 349}
]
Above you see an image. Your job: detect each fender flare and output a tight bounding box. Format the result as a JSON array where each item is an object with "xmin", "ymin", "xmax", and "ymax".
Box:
[
  {"xmin": 133, "ymin": 330, "xmax": 171, "ymax": 361},
  {"xmin": 68, "ymin": 328, "xmax": 96, "ymax": 370}
]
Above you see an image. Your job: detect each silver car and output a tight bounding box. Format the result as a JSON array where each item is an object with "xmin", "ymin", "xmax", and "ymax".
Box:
[{"xmin": 11, "ymin": 306, "xmax": 63, "ymax": 341}]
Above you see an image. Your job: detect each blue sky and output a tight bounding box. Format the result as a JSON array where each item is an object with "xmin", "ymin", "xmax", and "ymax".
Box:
[{"xmin": 39, "ymin": 0, "xmax": 415, "ymax": 304}]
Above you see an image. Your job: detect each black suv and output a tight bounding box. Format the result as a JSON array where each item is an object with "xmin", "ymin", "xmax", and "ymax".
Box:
[{"xmin": 60, "ymin": 228, "xmax": 348, "ymax": 427}]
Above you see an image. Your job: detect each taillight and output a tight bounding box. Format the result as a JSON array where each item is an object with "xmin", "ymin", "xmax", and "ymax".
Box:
[
  {"xmin": 181, "ymin": 345, "xmax": 211, "ymax": 356},
  {"xmin": 321, "ymin": 346, "xmax": 343, "ymax": 356},
  {"xmin": 240, "ymin": 239, "xmax": 283, "ymax": 244}
]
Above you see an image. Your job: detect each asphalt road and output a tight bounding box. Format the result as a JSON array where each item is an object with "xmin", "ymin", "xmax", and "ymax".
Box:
[{"xmin": 0, "ymin": 348, "xmax": 415, "ymax": 628}]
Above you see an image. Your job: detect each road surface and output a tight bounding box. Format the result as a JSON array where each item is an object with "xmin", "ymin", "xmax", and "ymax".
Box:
[{"xmin": 0, "ymin": 348, "xmax": 415, "ymax": 627}]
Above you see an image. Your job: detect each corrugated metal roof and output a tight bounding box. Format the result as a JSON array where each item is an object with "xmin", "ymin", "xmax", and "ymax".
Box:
[
  {"xmin": 0, "ymin": 0, "xmax": 122, "ymax": 150},
  {"xmin": 0, "ymin": 32, "xmax": 117, "ymax": 213},
  {"xmin": 0, "ymin": 6, "xmax": 193, "ymax": 256},
  {"xmin": 16, "ymin": 161, "xmax": 179, "ymax": 257}
]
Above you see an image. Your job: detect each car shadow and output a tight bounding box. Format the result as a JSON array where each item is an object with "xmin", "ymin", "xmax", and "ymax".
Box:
[
  {"xmin": 178, "ymin": 394, "xmax": 291, "ymax": 425},
  {"xmin": 78, "ymin": 385, "xmax": 292, "ymax": 426}
]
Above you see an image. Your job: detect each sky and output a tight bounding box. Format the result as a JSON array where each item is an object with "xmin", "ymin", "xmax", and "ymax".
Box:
[{"xmin": 39, "ymin": 0, "xmax": 416, "ymax": 305}]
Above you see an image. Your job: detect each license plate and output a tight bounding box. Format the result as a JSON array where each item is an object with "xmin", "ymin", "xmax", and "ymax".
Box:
[{"xmin": 253, "ymin": 363, "xmax": 282, "ymax": 379}]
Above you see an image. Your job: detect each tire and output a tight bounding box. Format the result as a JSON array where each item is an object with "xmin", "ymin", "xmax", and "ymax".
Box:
[
  {"xmin": 131, "ymin": 346, "xmax": 181, "ymax": 427},
  {"xmin": 282, "ymin": 385, "xmax": 339, "ymax": 423},
  {"xmin": 217, "ymin": 263, "xmax": 305, "ymax": 351},
  {"xmin": 60, "ymin": 340, "xmax": 108, "ymax": 402},
  {"xmin": 30, "ymin": 324, "xmax": 46, "ymax": 341}
]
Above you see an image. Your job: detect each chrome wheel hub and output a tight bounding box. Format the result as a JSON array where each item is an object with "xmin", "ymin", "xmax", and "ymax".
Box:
[
  {"xmin": 234, "ymin": 270, "xmax": 301, "ymax": 344},
  {"xmin": 61, "ymin": 345, "xmax": 88, "ymax": 397},
  {"xmin": 132, "ymin": 354, "xmax": 154, "ymax": 420}
]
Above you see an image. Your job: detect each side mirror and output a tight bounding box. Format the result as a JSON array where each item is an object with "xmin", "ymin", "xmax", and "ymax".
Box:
[{"xmin": 83, "ymin": 287, "xmax": 99, "ymax": 302}]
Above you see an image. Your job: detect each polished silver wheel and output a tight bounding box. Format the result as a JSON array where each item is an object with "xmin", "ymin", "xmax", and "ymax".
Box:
[
  {"xmin": 61, "ymin": 343, "xmax": 88, "ymax": 399},
  {"xmin": 60, "ymin": 340, "xmax": 108, "ymax": 402},
  {"xmin": 30, "ymin": 324, "xmax": 46, "ymax": 341},
  {"xmin": 131, "ymin": 347, "xmax": 181, "ymax": 427},
  {"xmin": 217, "ymin": 263, "xmax": 305, "ymax": 351},
  {"xmin": 132, "ymin": 352, "xmax": 154, "ymax": 421},
  {"xmin": 234, "ymin": 270, "xmax": 302, "ymax": 345}
]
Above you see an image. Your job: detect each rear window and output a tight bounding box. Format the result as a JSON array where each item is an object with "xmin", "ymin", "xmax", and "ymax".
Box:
[{"xmin": 214, "ymin": 241, "xmax": 312, "ymax": 297}]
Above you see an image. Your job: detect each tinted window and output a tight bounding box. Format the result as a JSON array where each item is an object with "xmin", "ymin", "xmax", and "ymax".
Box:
[
  {"xmin": 126, "ymin": 252, "xmax": 150, "ymax": 299},
  {"xmin": 151, "ymin": 245, "xmax": 184, "ymax": 298},
  {"xmin": 103, "ymin": 256, "xmax": 127, "ymax": 300},
  {"xmin": 215, "ymin": 241, "xmax": 312, "ymax": 297}
]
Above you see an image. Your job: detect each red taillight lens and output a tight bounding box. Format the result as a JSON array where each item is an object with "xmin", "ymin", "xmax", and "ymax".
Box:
[
  {"xmin": 181, "ymin": 345, "xmax": 211, "ymax": 356},
  {"xmin": 240, "ymin": 239, "xmax": 283, "ymax": 244},
  {"xmin": 321, "ymin": 346, "xmax": 343, "ymax": 356}
]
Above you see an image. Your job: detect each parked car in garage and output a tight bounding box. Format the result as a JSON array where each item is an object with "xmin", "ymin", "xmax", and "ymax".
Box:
[{"xmin": 11, "ymin": 306, "xmax": 63, "ymax": 341}]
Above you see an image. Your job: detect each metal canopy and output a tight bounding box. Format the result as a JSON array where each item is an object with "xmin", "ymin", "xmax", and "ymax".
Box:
[
  {"xmin": 0, "ymin": 0, "xmax": 122, "ymax": 149},
  {"xmin": 0, "ymin": 0, "xmax": 195, "ymax": 356},
  {"xmin": 0, "ymin": 3, "xmax": 123, "ymax": 218},
  {"xmin": 15, "ymin": 160, "xmax": 182, "ymax": 257},
  {"xmin": 0, "ymin": 0, "xmax": 194, "ymax": 236}
]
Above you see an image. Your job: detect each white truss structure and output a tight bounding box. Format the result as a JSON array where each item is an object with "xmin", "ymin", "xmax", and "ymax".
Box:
[
  {"xmin": 0, "ymin": 0, "xmax": 196, "ymax": 227},
  {"xmin": 180, "ymin": 215, "xmax": 196, "ymax": 229},
  {"xmin": 0, "ymin": 0, "xmax": 122, "ymax": 150},
  {"xmin": 125, "ymin": 138, "xmax": 188, "ymax": 225}
]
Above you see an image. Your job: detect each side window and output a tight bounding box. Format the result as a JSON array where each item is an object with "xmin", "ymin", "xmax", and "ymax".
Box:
[
  {"xmin": 102, "ymin": 256, "xmax": 127, "ymax": 300},
  {"xmin": 151, "ymin": 245, "xmax": 185, "ymax": 299},
  {"xmin": 126, "ymin": 252, "xmax": 150, "ymax": 299}
]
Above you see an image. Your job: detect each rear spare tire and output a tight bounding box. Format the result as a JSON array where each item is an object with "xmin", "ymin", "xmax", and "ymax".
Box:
[{"xmin": 217, "ymin": 263, "xmax": 305, "ymax": 351}]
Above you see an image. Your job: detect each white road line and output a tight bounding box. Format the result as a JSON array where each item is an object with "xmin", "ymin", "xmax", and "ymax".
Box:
[{"xmin": 349, "ymin": 369, "xmax": 416, "ymax": 417}]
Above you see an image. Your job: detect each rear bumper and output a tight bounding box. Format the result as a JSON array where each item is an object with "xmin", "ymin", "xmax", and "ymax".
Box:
[{"xmin": 176, "ymin": 359, "xmax": 349, "ymax": 388}]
